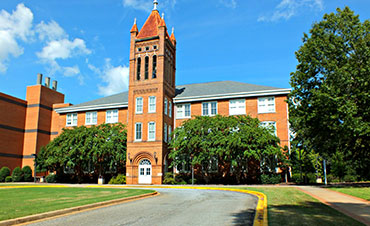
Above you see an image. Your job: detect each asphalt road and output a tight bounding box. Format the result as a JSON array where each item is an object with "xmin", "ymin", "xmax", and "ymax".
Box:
[{"xmin": 27, "ymin": 188, "xmax": 258, "ymax": 226}]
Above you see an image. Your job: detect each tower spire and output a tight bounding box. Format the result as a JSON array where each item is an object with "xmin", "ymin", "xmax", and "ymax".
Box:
[{"xmin": 153, "ymin": 0, "xmax": 158, "ymax": 10}]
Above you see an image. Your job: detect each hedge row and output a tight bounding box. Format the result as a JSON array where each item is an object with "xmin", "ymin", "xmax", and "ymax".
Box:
[{"xmin": 0, "ymin": 166, "xmax": 33, "ymax": 182}]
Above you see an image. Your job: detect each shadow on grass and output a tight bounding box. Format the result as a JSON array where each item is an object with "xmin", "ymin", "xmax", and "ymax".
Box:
[
  {"xmin": 267, "ymin": 201, "xmax": 365, "ymax": 226},
  {"xmin": 324, "ymin": 182, "xmax": 370, "ymax": 188}
]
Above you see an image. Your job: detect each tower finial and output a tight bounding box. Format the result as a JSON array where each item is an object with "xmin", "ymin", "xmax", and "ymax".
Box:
[
  {"xmin": 162, "ymin": 12, "xmax": 165, "ymax": 19},
  {"xmin": 153, "ymin": 0, "xmax": 158, "ymax": 10},
  {"xmin": 134, "ymin": 18, "xmax": 137, "ymax": 25},
  {"xmin": 172, "ymin": 27, "xmax": 174, "ymax": 34}
]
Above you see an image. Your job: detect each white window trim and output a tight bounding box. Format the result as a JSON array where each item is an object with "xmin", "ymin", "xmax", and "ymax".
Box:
[
  {"xmin": 106, "ymin": 109, "xmax": 119, "ymax": 123},
  {"xmin": 260, "ymin": 121, "xmax": 277, "ymax": 136},
  {"xmin": 229, "ymin": 99, "xmax": 246, "ymax": 115},
  {"xmin": 148, "ymin": 96, "xmax": 156, "ymax": 113},
  {"xmin": 176, "ymin": 103, "xmax": 191, "ymax": 119},
  {"xmin": 85, "ymin": 111, "xmax": 97, "ymax": 125},
  {"xmin": 164, "ymin": 98, "xmax": 168, "ymax": 115},
  {"xmin": 169, "ymin": 101, "xmax": 172, "ymax": 118},
  {"xmin": 202, "ymin": 101, "xmax": 217, "ymax": 116},
  {"xmin": 136, "ymin": 97, "xmax": 143, "ymax": 114},
  {"xmin": 148, "ymin": 121, "xmax": 156, "ymax": 141},
  {"xmin": 66, "ymin": 113, "xmax": 77, "ymax": 126},
  {"xmin": 135, "ymin": 122, "xmax": 142, "ymax": 141},
  {"xmin": 258, "ymin": 96, "xmax": 276, "ymax": 114}
]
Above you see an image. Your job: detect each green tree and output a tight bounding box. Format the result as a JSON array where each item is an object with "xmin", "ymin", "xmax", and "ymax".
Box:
[
  {"xmin": 289, "ymin": 7, "xmax": 370, "ymax": 180},
  {"xmin": 169, "ymin": 115, "xmax": 284, "ymax": 184},
  {"xmin": 22, "ymin": 166, "xmax": 33, "ymax": 182},
  {"xmin": 37, "ymin": 123, "xmax": 127, "ymax": 182},
  {"xmin": 11, "ymin": 167, "xmax": 23, "ymax": 182},
  {"xmin": 0, "ymin": 167, "xmax": 11, "ymax": 182}
]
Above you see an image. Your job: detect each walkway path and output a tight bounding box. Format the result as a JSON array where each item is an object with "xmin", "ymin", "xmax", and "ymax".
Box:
[{"xmin": 298, "ymin": 186, "xmax": 370, "ymax": 225}]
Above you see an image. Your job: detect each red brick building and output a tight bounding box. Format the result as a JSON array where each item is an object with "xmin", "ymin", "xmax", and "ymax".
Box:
[{"xmin": 0, "ymin": 2, "xmax": 290, "ymax": 184}]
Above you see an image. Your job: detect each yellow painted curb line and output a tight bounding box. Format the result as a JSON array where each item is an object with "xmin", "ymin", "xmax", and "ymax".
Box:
[{"xmin": 88, "ymin": 185, "xmax": 267, "ymax": 226}]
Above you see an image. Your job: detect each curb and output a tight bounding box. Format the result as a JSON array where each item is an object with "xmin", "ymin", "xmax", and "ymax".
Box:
[
  {"xmin": 109, "ymin": 185, "xmax": 268, "ymax": 226},
  {"xmin": 0, "ymin": 190, "xmax": 158, "ymax": 226}
]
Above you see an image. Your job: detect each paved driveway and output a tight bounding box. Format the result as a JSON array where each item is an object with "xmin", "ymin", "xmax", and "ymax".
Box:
[{"xmin": 27, "ymin": 188, "xmax": 258, "ymax": 226}]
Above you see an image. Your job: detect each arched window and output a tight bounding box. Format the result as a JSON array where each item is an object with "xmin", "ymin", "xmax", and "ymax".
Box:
[
  {"xmin": 136, "ymin": 57, "xmax": 141, "ymax": 80},
  {"xmin": 152, "ymin": 55, "xmax": 157, "ymax": 79},
  {"xmin": 145, "ymin": 56, "xmax": 149, "ymax": 80}
]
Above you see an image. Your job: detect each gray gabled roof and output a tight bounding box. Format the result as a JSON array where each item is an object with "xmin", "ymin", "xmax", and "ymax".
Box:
[{"xmin": 55, "ymin": 81, "xmax": 290, "ymax": 113}]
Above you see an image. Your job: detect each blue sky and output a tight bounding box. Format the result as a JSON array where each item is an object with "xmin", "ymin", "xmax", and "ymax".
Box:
[{"xmin": 0, "ymin": 0, "xmax": 369, "ymax": 104}]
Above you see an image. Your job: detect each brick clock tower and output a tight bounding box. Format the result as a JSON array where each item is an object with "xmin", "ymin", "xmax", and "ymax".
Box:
[{"xmin": 126, "ymin": 0, "xmax": 176, "ymax": 184}]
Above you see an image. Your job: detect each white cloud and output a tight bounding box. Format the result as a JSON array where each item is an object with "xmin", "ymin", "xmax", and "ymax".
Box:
[
  {"xmin": 258, "ymin": 0, "xmax": 324, "ymax": 22},
  {"xmin": 122, "ymin": 0, "xmax": 176, "ymax": 12},
  {"xmin": 90, "ymin": 59, "xmax": 129, "ymax": 96},
  {"xmin": 219, "ymin": 0, "xmax": 237, "ymax": 9},
  {"xmin": 63, "ymin": 65, "xmax": 80, "ymax": 77},
  {"xmin": 36, "ymin": 20, "xmax": 66, "ymax": 41},
  {"xmin": 0, "ymin": 3, "xmax": 33, "ymax": 73}
]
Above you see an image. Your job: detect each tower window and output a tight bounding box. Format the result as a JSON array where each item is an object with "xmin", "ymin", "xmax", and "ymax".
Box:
[
  {"xmin": 138, "ymin": 48, "xmax": 142, "ymax": 52},
  {"xmin": 135, "ymin": 123, "xmax": 142, "ymax": 141},
  {"xmin": 164, "ymin": 123, "xmax": 168, "ymax": 143},
  {"xmin": 148, "ymin": 122, "xmax": 156, "ymax": 141},
  {"xmin": 136, "ymin": 57, "xmax": 141, "ymax": 80},
  {"xmin": 164, "ymin": 98, "xmax": 168, "ymax": 115},
  {"xmin": 148, "ymin": 96, "xmax": 156, "ymax": 113},
  {"xmin": 152, "ymin": 55, "xmax": 157, "ymax": 78},
  {"xmin": 145, "ymin": 46, "xmax": 150, "ymax": 51},
  {"xmin": 169, "ymin": 101, "xmax": 172, "ymax": 118},
  {"xmin": 153, "ymin": 45, "xmax": 157, "ymax": 50},
  {"xmin": 136, "ymin": 97, "xmax": 143, "ymax": 114},
  {"xmin": 145, "ymin": 56, "xmax": 149, "ymax": 79}
]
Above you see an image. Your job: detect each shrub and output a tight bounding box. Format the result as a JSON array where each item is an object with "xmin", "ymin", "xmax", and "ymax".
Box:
[
  {"xmin": 5, "ymin": 176, "xmax": 12, "ymax": 182},
  {"xmin": 327, "ymin": 174, "xmax": 340, "ymax": 183},
  {"xmin": 22, "ymin": 166, "xmax": 33, "ymax": 182},
  {"xmin": 261, "ymin": 174, "xmax": 281, "ymax": 184},
  {"xmin": 108, "ymin": 174, "xmax": 126, "ymax": 184},
  {"xmin": 343, "ymin": 174, "xmax": 357, "ymax": 182},
  {"xmin": 0, "ymin": 167, "xmax": 11, "ymax": 182},
  {"xmin": 11, "ymin": 167, "xmax": 23, "ymax": 182},
  {"xmin": 46, "ymin": 173, "xmax": 57, "ymax": 183},
  {"xmin": 291, "ymin": 173, "xmax": 303, "ymax": 184},
  {"xmin": 163, "ymin": 172, "xmax": 178, "ymax": 184},
  {"xmin": 306, "ymin": 173, "xmax": 317, "ymax": 184}
]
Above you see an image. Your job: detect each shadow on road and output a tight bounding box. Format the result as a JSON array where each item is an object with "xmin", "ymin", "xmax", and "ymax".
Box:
[{"xmin": 231, "ymin": 208, "xmax": 255, "ymax": 226}]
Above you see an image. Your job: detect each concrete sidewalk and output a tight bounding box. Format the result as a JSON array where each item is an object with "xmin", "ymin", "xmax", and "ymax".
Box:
[{"xmin": 298, "ymin": 186, "xmax": 370, "ymax": 225}]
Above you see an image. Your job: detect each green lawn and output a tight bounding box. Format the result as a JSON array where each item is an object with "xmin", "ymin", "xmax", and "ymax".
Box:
[
  {"xmin": 242, "ymin": 187, "xmax": 364, "ymax": 226},
  {"xmin": 328, "ymin": 187, "xmax": 370, "ymax": 201},
  {"xmin": 0, "ymin": 187, "xmax": 154, "ymax": 221}
]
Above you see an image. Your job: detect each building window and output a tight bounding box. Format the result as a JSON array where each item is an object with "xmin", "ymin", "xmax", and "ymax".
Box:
[
  {"xmin": 168, "ymin": 125, "xmax": 172, "ymax": 141},
  {"xmin": 152, "ymin": 55, "xmax": 157, "ymax": 78},
  {"xmin": 153, "ymin": 45, "xmax": 157, "ymax": 50},
  {"xmin": 229, "ymin": 99, "xmax": 246, "ymax": 115},
  {"xmin": 164, "ymin": 98, "xmax": 168, "ymax": 115},
  {"xmin": 148, "ymin": 122, "xmax": 156, "ymax": 141},
  {"xmin": 85, "ymin": 111, "xmax": 97, "ymax": 125},
  {"xmin": 148, "ymin": 96, "xmax": 156, "ymax": 113},
  {"xmin": 106, "ymin": 109, "xmax": 118, "ymax": 123},
  {"xmin": 169, "ymin": 101, "xmax": 172, "ymax": 118},
  {"xmin": 145, "ymin": 46, "xmax": 150, "ymax": 51},
  {"xmin": 145, "ymin": 56, "xmax": 149, "ymax": 79},
  {"xmin": 176, "ymin": 104, "xmax": 191, "ymax": 119},
  {"xmin": 136, "ymin": 57, "xmax": 141, "ymax": 80},
  {"xmin": 135, "ymin": 123, "xmax": 142, "ymax": 141},
  {"xmin": 164, "ymin": 123, "xmax": 167, "ymax": 142},
  {"xmin": 136, "ymin": 97, "xmax": 143, "ymax": 114},
  {"xmin": 258, "ymin": 97, "xmax": 275, "ymax": 113},
  {"xmin": 202, "ymin": 101, "xmax": 217, "ymax": 116},
  {"xmin": 260, "ymin": 121, "xmax": 277, "ymax": 135},
  {"xmin": 66, "ymin": 113, "xmax": 77, "ymax": 126}
]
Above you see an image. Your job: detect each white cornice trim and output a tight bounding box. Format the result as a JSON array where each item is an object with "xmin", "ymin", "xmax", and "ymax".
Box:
[
  {"xmin": 55, "ymin": 103, "xmax": 128, "ymax": 113},
  {"xmin": 173, "ymin": 89, "xmax": 291, "ymax": 103}
]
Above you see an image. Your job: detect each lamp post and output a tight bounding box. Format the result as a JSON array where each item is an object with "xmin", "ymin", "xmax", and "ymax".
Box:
[{"xmin": 31, "ymin": 154, "xmax": 37, "ymax": 183}]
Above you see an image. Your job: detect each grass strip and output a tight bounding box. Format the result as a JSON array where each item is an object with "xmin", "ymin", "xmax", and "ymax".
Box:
[
  {"xmin": 328, "ymin": 187, "xmax": 370, "ymax": 201},
  {"xmin": 0, "ymin": 187, "xmax": 154, "ymax": 221},
  {"xmin": 242, "ymin": 187, "xmax": 364, "ymax": 226}
]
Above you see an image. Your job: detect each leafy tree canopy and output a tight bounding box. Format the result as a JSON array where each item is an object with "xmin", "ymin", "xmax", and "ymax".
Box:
[
  {"xmin": 289, "ymin": 7, "xmax": 370, "ymax": 179},
  {"xmin": 37, "ymin": 123, "xmax": 127, "ymax": 182},
  {"xmin": 168, "ymin": 115, "xmax": 286, "ymax": 183}
]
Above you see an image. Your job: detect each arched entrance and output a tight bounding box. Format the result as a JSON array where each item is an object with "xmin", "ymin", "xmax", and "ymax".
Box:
[{"xmin": 138, "ymin": 159, "xmax": 152, "ymax": 184}]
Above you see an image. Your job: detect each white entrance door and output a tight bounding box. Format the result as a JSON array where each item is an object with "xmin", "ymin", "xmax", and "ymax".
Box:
[{"xmin": 138, "ymin": 159, "xmax": 152, "ymax": 184}]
